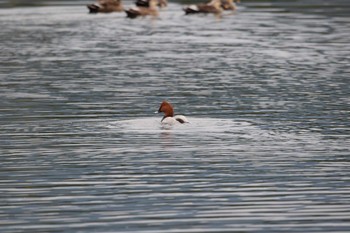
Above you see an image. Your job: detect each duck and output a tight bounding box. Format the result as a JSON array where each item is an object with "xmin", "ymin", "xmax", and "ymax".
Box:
[
  {"xmin": 125, "ymin": 0, "xmax": 159, "ymax": 18},
  {"xmin": 156, "ymin": 101, "xmax": 189, "ymax": 125},
  {"xmin": 221, "ymin": 0, "xmax": 240, "ymax": 11},
  {"xmin": 135, "ymin": 0, "xmax": 167, "ymax": 8},
  {"xmin": 183, "ymin": 0, "xmax": 223, "ymax": 15},
  {"xmin": 87, "ymin": 0, "xmax": 124, "ymax": 13}
]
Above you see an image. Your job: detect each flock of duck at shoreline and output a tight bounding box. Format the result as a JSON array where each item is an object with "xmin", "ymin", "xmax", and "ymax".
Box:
[{"xmin": 87, "ymin": 0, "xmax": 241, "ymax": 18}]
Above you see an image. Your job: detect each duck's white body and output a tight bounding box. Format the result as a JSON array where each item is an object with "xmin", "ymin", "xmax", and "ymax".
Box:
[{"xmin": 161, "ymin": 115, "xmax": 189, "ymax": 125}]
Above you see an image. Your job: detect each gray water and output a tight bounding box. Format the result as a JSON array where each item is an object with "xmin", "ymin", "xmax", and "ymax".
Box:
[{"xmin": 0, "ymin": 1, "xmax": 350, "ymax": 232}]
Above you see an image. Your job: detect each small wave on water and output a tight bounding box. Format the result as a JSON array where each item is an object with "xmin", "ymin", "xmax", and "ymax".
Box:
[
  {"xmin": 107, "ymin": 117, "xmax": 264, "ymax": 137},
  {"xmin": 104, "ymin": 117, "xmax": 324, "ymax": 151}
]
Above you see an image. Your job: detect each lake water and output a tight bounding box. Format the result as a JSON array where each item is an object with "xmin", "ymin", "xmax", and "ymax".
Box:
[{"xmin": 0, "ymin": 1, "xmax": 350, "ymax": 232}]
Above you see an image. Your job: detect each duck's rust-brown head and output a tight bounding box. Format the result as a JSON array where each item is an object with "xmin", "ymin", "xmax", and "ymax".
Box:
[{"xmin": 157, "ymin": 100, "xmax": 174, "ymax": 117}]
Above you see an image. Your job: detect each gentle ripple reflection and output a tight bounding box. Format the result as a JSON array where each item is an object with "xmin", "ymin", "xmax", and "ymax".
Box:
[{"xmin": 0, "ymin": 1, "xmax": 350, "ymax": 233}]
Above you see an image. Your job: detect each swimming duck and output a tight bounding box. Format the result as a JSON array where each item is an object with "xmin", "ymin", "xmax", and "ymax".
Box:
[
  {"xmin": 183, "ymin": 0, "xmax": 223, "ymax": 15},
  {"xmin": 135, "ymin": 0, "xmax": 167, "ymax": 8},
  {"xmin": 156, "ymin": 101, "xmax": 189, "ymax": 125},
  {"xmin": 125, "ymin": 0, "xmax": 159, "ymax": 18},
  {"xmin": 87, "ymin": 0, "xmax": 124, "ymax": 13},
  {"xmin": 221, "ymin": 0, "xmax": 238, "ymax": 11}
]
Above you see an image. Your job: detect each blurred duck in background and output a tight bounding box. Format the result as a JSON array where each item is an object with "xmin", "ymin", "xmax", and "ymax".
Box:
[
  {"xmin": 135, "ymin": 0, "xmax": 167, "ymax": 8},
  {"xmin": 221, "ymin": 0, "xmax": 240, "ymax": 11},
  {"xmin": 183, "ymin": 0, "xmax": 223, "ymax": 15},
  {"xmin": 87, "ymin": 0, "xmax": 124, "ymax": 13},
  {"xmin": 125, "ymin": 0, "xmax": 159, "ymax": 18}
]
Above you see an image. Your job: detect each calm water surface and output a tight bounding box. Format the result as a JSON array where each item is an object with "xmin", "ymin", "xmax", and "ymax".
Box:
[{"xmin": 0, "ymin": 1, "xmax": 350, "ymax": 232}]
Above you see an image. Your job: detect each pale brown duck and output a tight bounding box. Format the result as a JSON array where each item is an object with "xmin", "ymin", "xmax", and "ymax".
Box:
[
  {"xmin": 135, "ymin": 0, "xmax": 167, "ymax": 8},
  {"xmin": 87, "ymin": 0, "xmax": 123, "ymax": 13},
  {"xmin": 183, "ymin": 0, "xmax": 223, "ymax": 15},
  {"xmin": 221, "ymin": 0, "xmax": 240, "ymax": 11},
  {"xmin": 125, "ymin": 0, "xmax": 159, "ymax": 18}
]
